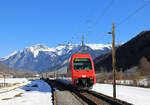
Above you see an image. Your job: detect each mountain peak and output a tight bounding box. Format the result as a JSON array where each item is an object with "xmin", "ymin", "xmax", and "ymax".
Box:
[
  {"xmin": 86, "ymin": 44, "xmax": 112, "ymax": 50},
  {"xmin": 24, "ymin": 44, "xmax": 55, "ymax": 58},
  {"xmin": 29, "ymin": 44, "xmax": 49, "ymax": 49}
]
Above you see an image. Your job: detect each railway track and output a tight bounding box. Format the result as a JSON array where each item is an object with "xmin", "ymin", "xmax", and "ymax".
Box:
[
  {"xmin": 73, "ymin": 89, "xmax": 133, "ymax": 105},
  {"xmin": 69, "ymin": 86, "xmax": 132, "ymax": 105},
  {"xmin": 44, "ymin": 79, "xmax": 133, "ymax": 105}
]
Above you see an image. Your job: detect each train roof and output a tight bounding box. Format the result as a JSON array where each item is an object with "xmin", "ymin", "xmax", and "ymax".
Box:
[{"xmin": 71, "ymin": 53, "xmax": 92, "ymax": 58}]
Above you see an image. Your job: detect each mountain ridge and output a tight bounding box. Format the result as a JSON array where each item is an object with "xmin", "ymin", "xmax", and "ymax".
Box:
[
  {"xmin": 94, "ymin": 30, "xmax": 150, "ymax": 72},
  {"xmin": 0, "ymin": 43, "xmax": 112, "ymax": 72}
]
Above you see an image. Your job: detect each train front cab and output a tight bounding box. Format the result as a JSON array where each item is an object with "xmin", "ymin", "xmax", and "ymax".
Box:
[{"xmin": 71, "ymin": 54, "xmax": 96, "ymax": 89}]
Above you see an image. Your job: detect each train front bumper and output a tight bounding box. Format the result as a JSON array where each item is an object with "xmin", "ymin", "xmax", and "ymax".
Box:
[{"xmin": 74, "ymin": 78, "xmax": 94, "ymax": 88}]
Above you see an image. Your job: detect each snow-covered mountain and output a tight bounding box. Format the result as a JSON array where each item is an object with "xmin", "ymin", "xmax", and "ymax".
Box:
[{"xmin": 0, "ymin": 43, "xmax": 112, "ymax": 72}]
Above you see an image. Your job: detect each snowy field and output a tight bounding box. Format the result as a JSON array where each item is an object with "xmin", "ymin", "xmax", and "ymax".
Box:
[
  {"xmin": 92, "ymin": 83, "xmax": 150, "ymax": 105},
  {"xmin": 0, "ymin": 78, "xmax": 52, "ymax": 105},
  {"xmin": 0, "ymin": 78, "xmax": 28, "ymax": 84},
  {"xmin": 0, "ymin": 78, "xmax": 30, "ymax": 93}
]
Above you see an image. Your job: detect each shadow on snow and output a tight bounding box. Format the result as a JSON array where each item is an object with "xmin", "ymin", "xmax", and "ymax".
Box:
[{"xmin": 21, "ymin": 79, "xmax": 51, "ymax": 93}]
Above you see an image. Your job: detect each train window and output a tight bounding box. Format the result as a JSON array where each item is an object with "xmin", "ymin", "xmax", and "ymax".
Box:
[{"xmin": 73, "ymin": 58, "xmax": 92, "ymax": 70}]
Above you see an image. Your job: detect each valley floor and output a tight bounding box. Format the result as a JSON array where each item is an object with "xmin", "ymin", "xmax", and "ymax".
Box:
[
  {"xmin": 92, "ymin": 83, "xmax": 150, "ymax": 105},
  {"xmin": 1, "ymin": 78, "xmax": 150, "ymax": 105},
  {"xmin": 0, "ymin": 78, "xmax": 52, "ymax": 105}
]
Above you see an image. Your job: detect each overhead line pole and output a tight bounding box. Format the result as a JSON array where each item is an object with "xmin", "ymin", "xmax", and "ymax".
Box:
[
  {"xmin": 107, "ymin": 23, "xmax": 116, "ymax": 99},
  {"xmin": 112, "ymin": 23, "xmax": 116, "ymax": 99},
  {"xmin": 82, "ymin": 35, "xmax": 84, "ymax": 53}
]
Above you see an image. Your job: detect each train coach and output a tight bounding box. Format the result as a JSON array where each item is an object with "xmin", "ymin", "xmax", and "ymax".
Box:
[{"xmin": 67, "ymin": 53, "xmax": 96, "ymax": 89}]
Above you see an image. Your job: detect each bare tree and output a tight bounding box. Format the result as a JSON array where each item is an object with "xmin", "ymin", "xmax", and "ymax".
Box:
[{"xmin": 137, "ymin": 57, "xmax": 150, "ymax": 76}]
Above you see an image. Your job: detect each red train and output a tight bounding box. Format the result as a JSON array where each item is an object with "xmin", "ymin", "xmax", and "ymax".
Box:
[{"xmin": 67, "ymin": 53, "xmax": 96, "ymax": 89}]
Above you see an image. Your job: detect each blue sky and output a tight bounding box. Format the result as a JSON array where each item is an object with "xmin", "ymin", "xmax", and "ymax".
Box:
[{"xmin": 0, "ymin": 0, "xmax": 150, "ymax": 57}]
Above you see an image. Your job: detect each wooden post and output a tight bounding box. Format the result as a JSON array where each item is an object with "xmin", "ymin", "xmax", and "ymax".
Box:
[
  {"xmin": 112, "ymin": 23, "xmax": 116, "ymax": 99},
  {"xmin": 4, "ymin": 74, "xmax": 6, "ymax": 87},
  {"xmin": 82, "ymin": 35, "xmax": 84, "ymax": 53}
]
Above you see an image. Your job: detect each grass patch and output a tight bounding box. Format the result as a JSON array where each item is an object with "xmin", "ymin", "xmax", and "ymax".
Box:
[
  {"xmin": 1, "ymin": 93, "xmax": 23, "ymax": 100},
  {"xmin": 2, "ymin": 98, "xmax": 13, "ymax": 100},
  {"xmin": 13, "ymin": 83, "xmax": 19, "ymax": 86},
  {"xmin": 0, "ymin": 84, "xmax": 26, "ymax": 94},
  {"xmin": 14, "ymin": 93, "xmax": 23, "ymax": 97}
]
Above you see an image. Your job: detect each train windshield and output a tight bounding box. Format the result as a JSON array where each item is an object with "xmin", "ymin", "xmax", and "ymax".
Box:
[{"xmin": 73, "ymin": 58, "xmax": 92, "ymax": 70}]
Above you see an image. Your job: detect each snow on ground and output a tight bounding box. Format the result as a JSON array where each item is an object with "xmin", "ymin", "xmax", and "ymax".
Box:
[
  {"xmin": 0, "ymin": 78, "xmax": 28, "ymax": 84},
  {"xmin": 92, "ymin": 83, "xmax": 150, "ymax": 105},
  {"xmin": 0, "ymin": 79, "xmax": 52, "ymax": 105},
  {"xmin": 0, "ymin": 78, "xmax": 30, "ymax": 93}
]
